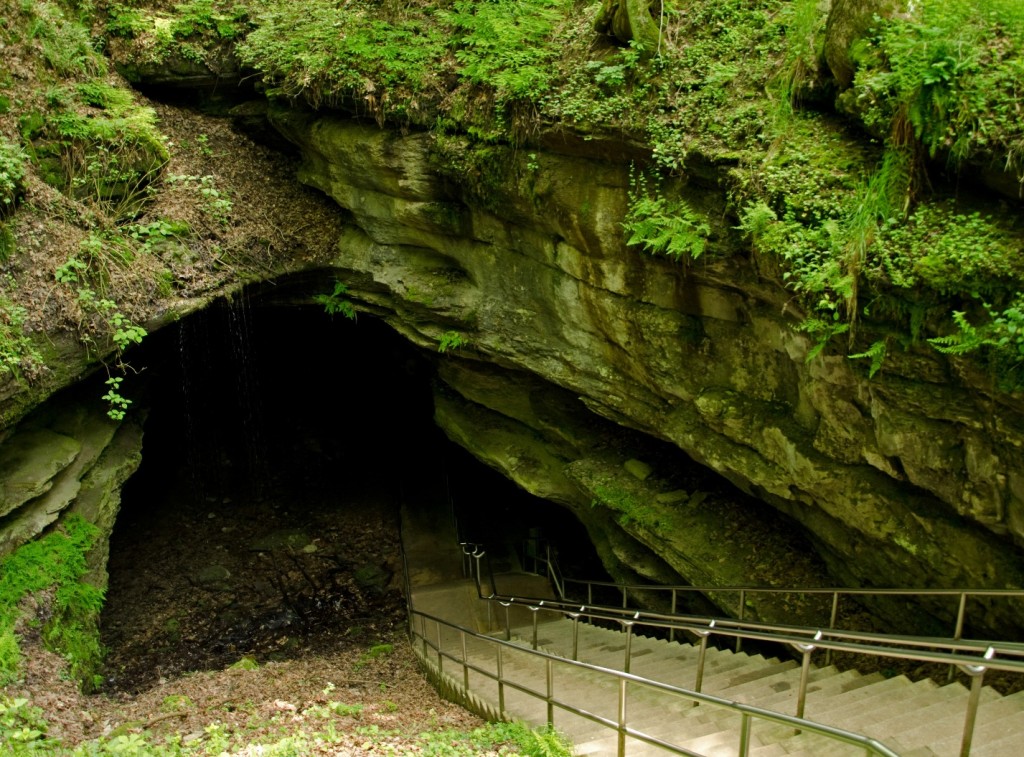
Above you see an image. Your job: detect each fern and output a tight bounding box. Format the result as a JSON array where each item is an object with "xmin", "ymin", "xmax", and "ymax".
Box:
[
  {"xmin": 929, "ymin": 311, "xmax": 987, "ymax": 355},
  {"xmin": 314, "ymin": 280, "xmax": 356, "ymax": 320},
  {"xmin": 849, "ymin": 339, "xmax": 887, "ymax": 377},
  {"xmin": 623, "ymin": 170, "xmax": 711, "ymax": 261}
]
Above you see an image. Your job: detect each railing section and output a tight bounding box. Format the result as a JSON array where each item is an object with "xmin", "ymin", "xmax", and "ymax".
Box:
[{"xmin": 410, "ymin": 609, "xmax": 899, "ymax": 757}]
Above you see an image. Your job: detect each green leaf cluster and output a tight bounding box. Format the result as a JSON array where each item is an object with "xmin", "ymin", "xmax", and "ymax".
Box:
[
  {"xmin": 0, "ymin": 138, "xmax": 28, "ymax": 213},
  {"xmin": 0, "ymin": 288, "xmax": 43, "ymax": 381},
  {"xmin": 623, "ymin": 171, "xmax": 710, "ymax": 261},
  {"xmin": 850, "ymin": 0, "xmax": 1024, "ymax": 174},
  {"xmin": 237, "ymin": 1, "xmax": 448, "ymax": 118},
  {"xmin": 21, "ymin": 80, "xmax": 167, "ymax": 221},
  {"xmin": 442, "ymin": 0, "xmax": 566, "ymax": 104},
  {"xmin": 313, "ymin": 280, "xmax": 356, "ymax": 321}
]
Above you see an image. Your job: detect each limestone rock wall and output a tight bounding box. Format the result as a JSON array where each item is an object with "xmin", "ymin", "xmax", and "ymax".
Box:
[
  {"xmin": 270, "ymin": 107, "xmax": 1024, "ymax": 631},
  {"xmin": 0, "ymin": 383, "xmax": 144, "ymax": 585},
  {"xmin": 1, "ymin": 99, "xmax": 1022, "ymax": 637}
]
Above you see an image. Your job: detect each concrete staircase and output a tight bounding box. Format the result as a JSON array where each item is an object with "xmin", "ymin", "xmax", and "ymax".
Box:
[
  {"xmin": 412, "ymin": 586, "xmax": 1024, "ymax": 756},
  {"xmin": 400, "ymin": 505, "xmax": 1024, "ymax": 755},
  {"xmin": 506, "ymin": 615, "xmax": 1024, "ymax": 756}
]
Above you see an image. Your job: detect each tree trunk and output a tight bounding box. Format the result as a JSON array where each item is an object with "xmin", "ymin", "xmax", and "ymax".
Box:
[{"xmin": 594, "ymin": 0, "xmax": 663, "ymax": 54}]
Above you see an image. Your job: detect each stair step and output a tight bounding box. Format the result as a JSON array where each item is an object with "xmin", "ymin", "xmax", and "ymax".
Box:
[
  {"xmin": 835, "ymin": 680, "xmax": 948, "ymax": 731},
  {"xmin": 753, "ymin": 667, "xmax": 862, "ymax": 715},
  {"xmin": 712, "ymin": 659, "xmax": 800, "ymax": 697},
  {"xmin": 891, "ymin": 685, "xmax": 1002, "ymax": 749},
  {"xmin": 918, "ymin": 691, "xmax": 1024, "ymax": 757},
  {"xmin": 806, "ymin": 674, "xmax": 917, "ymax": 722}
]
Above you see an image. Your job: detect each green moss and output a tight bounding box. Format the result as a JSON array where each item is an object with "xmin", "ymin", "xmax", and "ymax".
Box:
[
  {"xmin": 592, "ymin": 484, "xmax": 666, "ymax": 533},
  {"xmin": 0, "ymin": 515, "xmax": 105, "ymax": 689},
  {"xmin": 26, "ymin": 93, "xmax": 168, "ymax": 218},
  {"xmin": 237, "ymin": 0, "xmax": 448, "ymax": 118}
]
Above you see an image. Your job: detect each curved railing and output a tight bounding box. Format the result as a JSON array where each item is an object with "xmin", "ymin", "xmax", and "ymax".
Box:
[{"xmin": 410, "ymin": 608, "xmax": 901, "ymax": 757}]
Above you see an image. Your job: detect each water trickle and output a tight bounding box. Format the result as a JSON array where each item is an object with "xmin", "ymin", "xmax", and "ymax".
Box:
[
  {"xmin": 177, "ymin": 315, "xmax": 201, "ymax": 499},
  {"xmin": 226, "ymin": 289, "xmax": 268, "ymax": 499}
]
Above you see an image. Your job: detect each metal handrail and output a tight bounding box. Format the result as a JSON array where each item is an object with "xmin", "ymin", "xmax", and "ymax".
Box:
[
  {"xmin": 485, "ymin": 593, "xmax": 1024, "ymax": 660},
  {"xmin": 410, "ymin": 608, "xmax": 900, "ymax": 757},
  {"xmin": 481, "ymin": 594, "xmax": 1024, "ymax": 757},
  {"xmin": 440, "ymin": 536, "xmax": 1024, "ymax": 756},
  {"xmin": 564, "ymin": 578, "xmax": 1024, "ymax": 643},
  {"xmin": 521, "ymin": 536, "xmax": 566, "ymax": 600}
]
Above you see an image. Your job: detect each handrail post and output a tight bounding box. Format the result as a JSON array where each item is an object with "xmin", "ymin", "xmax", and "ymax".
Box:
[
  {"xmin": 617, "ymin": 678, "xmax": 627, "ymax": 757},
  {"xmin": 953, "ymin": 592, "xmax": 968, "ymax": 640},
  {"xmin": 530, "ymin": 605, "xmax": 540, "ymax": 650},
  {"xmin": 622, "ymin": 584, "xmax": 628, "ymax": 609},
  {"xmin": 546, "ymin": 657, "xmax": 554, "ymax": 725},
  {"xmin": 570, "ymin": 611, "xmax": 581, "ymax": 661},
  {"xmin": 497, "ymin": 645, "xmax": 505, "ymax": 717},
  {"xmin": 588, "ymin": 582, "xmax": 593, "ymax": 606},
  {"xmin": 436, "ymin": 620, "xmax": 444, "ymax": 674},
  {"xmin": 693, "ymin": 621, "xmax": 715, "ymax": 698},
  {"xmin": 461, "ymin": 630, "xmax": 469, "ymax": 691},
  {"xmin": 826, "ymin": 592, "xmax": 839, "ymax": 667},
  {"xmin": 622, "ymin": 620, "xmax": 635, "ymax": 675},
  {"xmin": 949, "ymin": 592, "xmax": 968, "ymax": 682},
  {"xmin": 738, "ymin": 713, "xmax": 752, "ymax": 757},
  {"xmin": 669, "ymin": 589, "xmax": 678, "ymax": 643},
  {"xmin": 737, "ymin": 590, "xmax": 746, "ymax": 653},
  {"xmin": 501, "ymin": 600, "xmax": 512, "ymax": 641},
  {"xmin": 473, "ymin": 549, "xmax": 486, "ymax": 596},
  {"xmin": 793, "ymin": 630, "xmax": 822, "ymax": 721},
  {"xmin": 959, "ymin": 648, "xmax": 994, "ymax": 757}
]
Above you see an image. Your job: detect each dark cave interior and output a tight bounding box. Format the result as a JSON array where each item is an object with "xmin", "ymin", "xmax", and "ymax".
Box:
[{"xmin": 100, "ymin": 293, "xmax": 602, "ymax": 691}]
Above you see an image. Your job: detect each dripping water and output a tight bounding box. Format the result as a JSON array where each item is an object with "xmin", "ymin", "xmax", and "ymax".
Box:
[{"xmin": 226, "ymin": 289, "xmax": 268, "ymax": 499}]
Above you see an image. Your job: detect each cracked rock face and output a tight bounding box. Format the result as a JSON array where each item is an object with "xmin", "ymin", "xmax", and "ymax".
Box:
[
  {"xmin": 270, "ymin": 110, "xmax": 1024, "ymax": 631},
  {"xmin": 3, "ymin": 104, "xmax": 1023, "ymax": 637}
]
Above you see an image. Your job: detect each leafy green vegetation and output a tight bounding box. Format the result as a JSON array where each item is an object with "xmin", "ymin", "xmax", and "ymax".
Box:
[
  {"xmin": 0, "ymin": 137, "xmax": 27, "ymax": 212},
  {"xmin": 592, "ymin": 485, "xmax": 664, "ymax": 532},
  {"xmin": 624, "ymin": 170, "xmax": 710, "ymax": 261},
  {"xmin": 438, "ymin": 330, "xmax": 468, "ymax": 353},
  {"xmin": 0, "ymin": 515, "xmax": 104, "ymax": 689},
  {"xmin": 849, "ymin": 0, "xmax": 1024, "ymax": 175},
  {"xmin": 313, "ymin": 280, "xmax": 356, "ymax": 320},
  {"xmin": 237, "ymin": 0, "xmax": 448, "ymax": 120},
  {"xmin": 0, "ymin": 284, "xmax": 43, "ymax": 381},
  {"xmin": 106, "ymin": 0, "xmax": 253, "ymax": 74},
  {"xmin": 0, "ymin": 695, "xmax": 572, "ymax": 756},
  {"xmin": 442, "ymin": 0, "xmax": 568, "ymax": 113}
]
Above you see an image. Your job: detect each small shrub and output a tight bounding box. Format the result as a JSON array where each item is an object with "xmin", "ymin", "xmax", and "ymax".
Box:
[{"xmin": 0, "ymin": 138, "xmax": 27, "ymax": 214}]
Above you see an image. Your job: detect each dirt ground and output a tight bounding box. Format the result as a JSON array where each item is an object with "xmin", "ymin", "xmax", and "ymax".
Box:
[{"xmin": 8, "ymin": 460, "xmax": 488, "ymax": 752}]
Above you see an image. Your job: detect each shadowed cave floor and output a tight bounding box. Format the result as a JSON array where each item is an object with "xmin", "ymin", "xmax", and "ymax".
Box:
[{"xmin": 100, "ymin": 447, "xmax": 408, "ymax": 695}]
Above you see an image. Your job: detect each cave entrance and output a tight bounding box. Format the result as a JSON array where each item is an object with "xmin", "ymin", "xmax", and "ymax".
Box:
[{"xmin": 100, "ymin": 292, "xmax": 599, "ymax": 693}]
